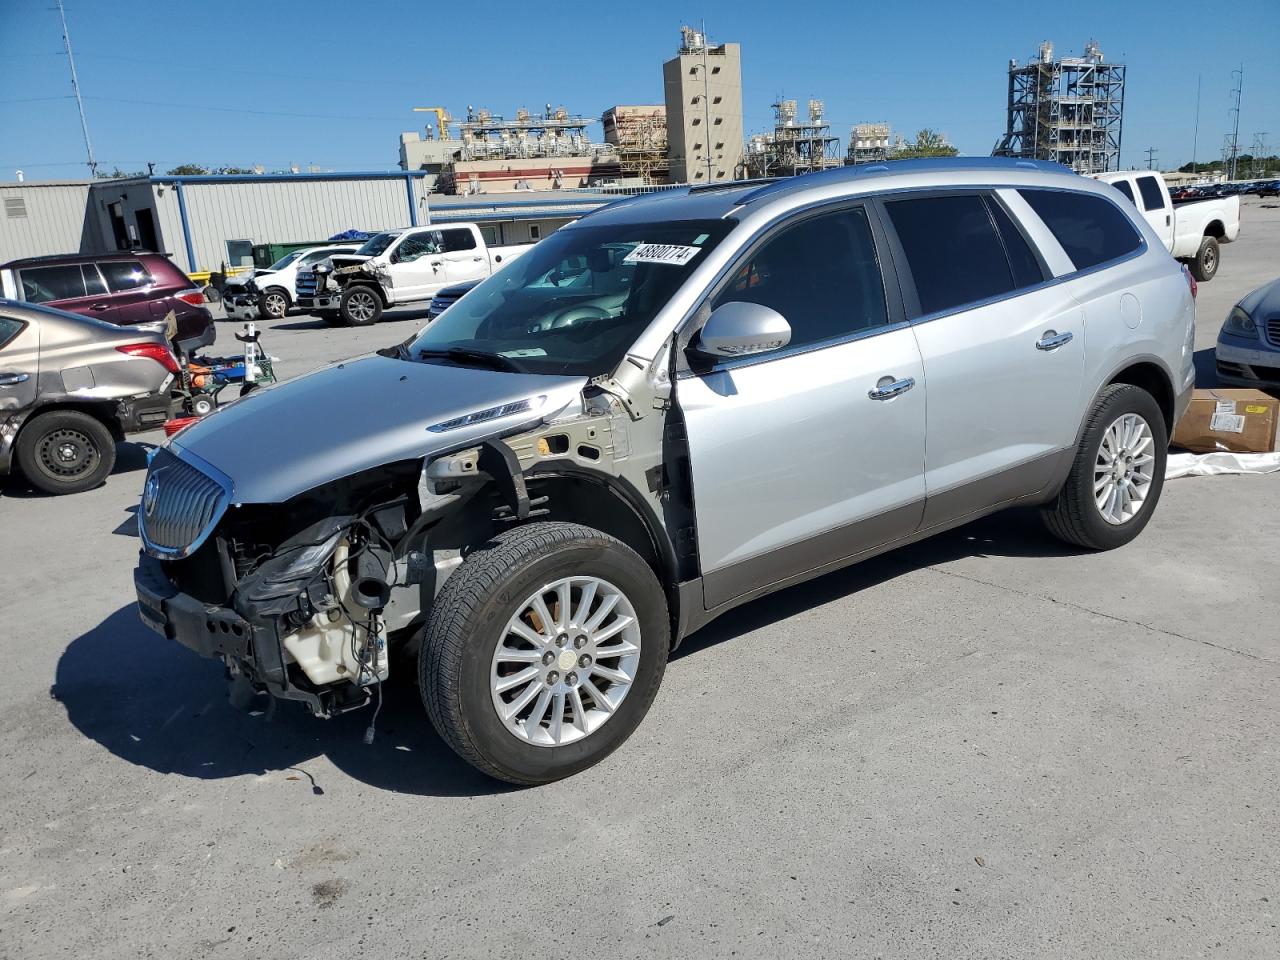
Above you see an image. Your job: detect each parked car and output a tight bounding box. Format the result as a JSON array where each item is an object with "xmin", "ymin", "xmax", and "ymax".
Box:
[
  {"xmin": 427, "ymin": 279, "xmax": 482, "ymax": 320},
  {"xmin": 1094, "ymin": 171, "xmax": 1240, "ymax": 281},
  {"xmin": 0, "ymin": 252, "xmax": 215, "ymax": 353},
  {"xmin": 222, "ymin": 244, "xmax": 361, "ymax": 321},
  {"xmin": 1215, "ymin": 277, "xmax": 1280, "ymax": 388},
  {"xmin": 0, "ymin": 299, "xmax": 179, "ymax": 494},
  {"xmin": 1258, "ymin": 180, "xmax": 1280, "ymax": 198},
  {"xmin": 134, "ymin": 158, "xmax": 1195, "ymax": 784},
  {"xmin": 294, "ymin": 224, "xmax": 534, "ymax": 326}
]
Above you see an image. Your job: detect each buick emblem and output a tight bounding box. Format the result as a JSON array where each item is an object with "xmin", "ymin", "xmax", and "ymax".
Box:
[{"xmin": 143, "ymin": 474, "xmax": 161, "ymax": 518}]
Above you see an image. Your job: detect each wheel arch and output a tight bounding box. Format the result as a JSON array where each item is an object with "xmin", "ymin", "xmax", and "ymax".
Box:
[
  {"xmin": 16, "ymin": 399, "xmax": 125, "ymax": 443},
  {"xmin": 262, "ymin": 284, "xmax": 292, "ymax": 305},
  {"xmin": 523, "ymin": 465, "xmax": 682, "ymax": 644},
  {"xmin": 1106, "ymin": 359, "xmax": 1176, "ymax": 437},
  {"xmin": 1204, "ymin": 220, "xmax": 1225, "ymax": 240}
]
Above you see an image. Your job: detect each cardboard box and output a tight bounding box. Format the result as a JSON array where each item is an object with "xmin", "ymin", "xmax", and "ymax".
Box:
[{"xmin": 1171, "ymin": 388, "xmax": 1279, "ymax": 454}]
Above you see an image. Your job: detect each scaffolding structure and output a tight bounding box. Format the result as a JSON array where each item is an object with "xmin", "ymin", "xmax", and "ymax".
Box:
[
  {"xmin": 993, "ymin": 40, "xmax": 1125, "ymax": 174},
  {"xmin": 455, "ymin": 104, "xmax": 617, "ymax": 163},
  {"xmin": 603, "ymin": 106, "xmax": 670, "ymax": 184},
  {"xmin": 848, "ymin": 122, "xmax": 892, "ymax": 164},
  {"xmin": 744, "ymin": 99, "xmax": 842, "ymax": 178}
]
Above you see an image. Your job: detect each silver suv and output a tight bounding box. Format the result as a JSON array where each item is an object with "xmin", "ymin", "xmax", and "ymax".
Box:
[{"xmin": 134, "ymin": 159, "xmax": 1195, "ymax": 785}]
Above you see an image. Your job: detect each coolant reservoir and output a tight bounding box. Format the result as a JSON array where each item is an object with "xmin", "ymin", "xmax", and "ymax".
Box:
[{"xmin": 281, "ymin": 540, "xmax": 389, "ymax": 687}]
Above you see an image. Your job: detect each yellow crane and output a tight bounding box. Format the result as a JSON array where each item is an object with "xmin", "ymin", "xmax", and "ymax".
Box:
[{"xmin": 412, "ymin": 107, "xmax": 452, "ymax": 141}]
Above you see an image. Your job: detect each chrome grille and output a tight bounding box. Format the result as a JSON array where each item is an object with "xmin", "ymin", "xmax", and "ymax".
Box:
[
  {"xmin": 295, "ymin": 270, "xmax": 319, "ymax": 297},
  {"xmin": 139, "ymin": 448, "xmax": 230, "ymax": 558},
  {"xmin": 1265, "ymin": 316, "xmax": 1280, "ymax": 348}
]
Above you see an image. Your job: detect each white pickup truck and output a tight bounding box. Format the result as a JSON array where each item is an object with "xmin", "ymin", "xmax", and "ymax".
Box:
[
  {"xmin": 1094, "ymin": 171, "xmax": 1239, "ymax": 282},
  {"xmin": 294, "ymin": 223, "xmax": 532, "ymax": 326}
]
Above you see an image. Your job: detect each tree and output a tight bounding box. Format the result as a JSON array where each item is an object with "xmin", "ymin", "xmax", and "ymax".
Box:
[
  {"xmin": 213, "ymin": 166, "xmax": 256, "ymax": 175},
  {"xmin": 95, "ymin": 167, "xmax": 145, "ymax": 179},
  {"xmin": 166, "ymin": 163, "xmax": 209, "ymax": 175},
  {"xmin": 893, "ymin": 129, "xmax": 959, "ymax": 159}
]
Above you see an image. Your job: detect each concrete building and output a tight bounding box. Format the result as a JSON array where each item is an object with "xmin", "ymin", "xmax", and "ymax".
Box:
[
  {"xmin": 662, "ymin": 26, "xmax": 744, "ymax": 183},
  {"xmin": 0, "ymin": 173, "xmax": 609, "ymax": 273},
  {"xmin": 398, "ymin": 132, "xmax": 465, "ymax": 188}
]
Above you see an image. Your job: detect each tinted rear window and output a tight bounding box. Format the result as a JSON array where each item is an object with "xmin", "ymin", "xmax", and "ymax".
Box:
[
  {"xmin": 98, "ymin": 260, "xmax": 153, "ymax": 292},
  {"xmin": 1018, "ymin": 189, "xmax": 1143, "ymax": 271},
  {"xmin": 441, "ymin": 228, "xmax": 477, "ymax": 253},
  {"xmin": 19, "ymin": 265, "xmax": 86, "ymax": 303},
  {"xmin": 884, "ymin": 194, "xmax": 1014, "ymax": 315},
  {"xmin": 0, "ymin": 316, "xmax": 24, "ymax": 349}
]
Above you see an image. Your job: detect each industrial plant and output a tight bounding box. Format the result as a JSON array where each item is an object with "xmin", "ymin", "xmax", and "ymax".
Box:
[{"xmin": 994, "ymin": 39, "xmax": 1126, "ymax": 174}]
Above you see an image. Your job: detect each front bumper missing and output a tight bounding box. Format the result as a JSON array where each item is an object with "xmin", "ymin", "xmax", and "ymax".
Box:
[{"xmin": 133, "ymin": 553, "xmax": 368, "ymax": 717}]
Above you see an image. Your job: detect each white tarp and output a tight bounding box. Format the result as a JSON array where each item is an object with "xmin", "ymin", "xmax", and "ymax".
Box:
[{"xmin": 1166, "ymin": 451, "xmax": 1280, "ymax": 479}]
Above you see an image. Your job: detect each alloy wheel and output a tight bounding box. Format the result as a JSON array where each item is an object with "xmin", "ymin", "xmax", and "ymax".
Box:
[
  {"xmin": 1094, "ymin": 412, "xmax": 1156, "ymax": 525},
  {"xmin": 490, "ymin": 576, "xmax": 642, "ymax": 747},
  {"xmin": 346, "ymin": 291, "xmax": 377, "ymax": 322}
]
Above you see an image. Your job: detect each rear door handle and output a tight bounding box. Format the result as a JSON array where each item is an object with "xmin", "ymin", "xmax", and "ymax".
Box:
[
  {"xmin": 90, "ymin": 303, "xmax": 111, "ymax": 312},
  {"xmin": 1036, "ymin": 330, "xmax": 1073, "ymax": 351},
  {"xmin": 868, "ymin": 376, "xmax": 915, "ymax": 401},
  {"xmin": 0, "ymin": 372, "xmax": 30, "ymax": 386},
  {"xmin": 472, "ymin": 256, "xmax": 484, "ymax": 262}
]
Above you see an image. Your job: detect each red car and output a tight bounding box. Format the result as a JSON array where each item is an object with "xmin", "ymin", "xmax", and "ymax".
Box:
[{"xmin": 0, "ymin": 252, "xmax": 215, "ymax": 352}]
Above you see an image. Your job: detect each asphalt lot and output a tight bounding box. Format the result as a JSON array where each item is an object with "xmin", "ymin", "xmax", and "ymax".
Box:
[{"xmin": 2, "ymin": 197, "xmax": 1278, "ymax": 959}]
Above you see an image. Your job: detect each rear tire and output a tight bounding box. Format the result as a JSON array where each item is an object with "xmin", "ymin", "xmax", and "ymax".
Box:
[
  {"xmin": 1042, "ymin": 383, "xmax": 1167, "ymax": 551},
  {"xmin": 339, "ymin": 286, "xmax": 383, "ymax": 326},
  {"xmin": 1188, "ymin": 236, "xmax": 1219, "ymax": 282},
  {"xmin": 421, "ymin": 521, "xmax": 669, "ymax": 786},
  {"xmin": 15, "ymin": 409, "xmax": 117, "ymax": 495}
]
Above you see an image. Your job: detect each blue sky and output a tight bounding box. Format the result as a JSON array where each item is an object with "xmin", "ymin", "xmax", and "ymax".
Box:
[{"xmin": 1, "ymin": 0, "xmax": 1277, "ymax": 181}]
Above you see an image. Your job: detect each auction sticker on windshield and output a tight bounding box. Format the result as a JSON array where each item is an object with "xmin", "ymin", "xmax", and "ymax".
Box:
[{"xmin": 624, "ymin": 243, "xmax": 703, "ymax": 266}]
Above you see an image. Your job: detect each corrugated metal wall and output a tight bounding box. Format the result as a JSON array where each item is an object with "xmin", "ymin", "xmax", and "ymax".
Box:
[
  {"xmin": 154, "ymin": 178, "xmax": 419, "ymax": 272},
  {"xmin": 0, "ymin": 182, "xmax": 95, "ymax": 261}
]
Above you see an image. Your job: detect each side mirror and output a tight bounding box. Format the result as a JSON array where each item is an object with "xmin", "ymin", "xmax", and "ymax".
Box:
[{"xmin": 691, "ymin": 301, "xmax": 792, "ymax": 360}]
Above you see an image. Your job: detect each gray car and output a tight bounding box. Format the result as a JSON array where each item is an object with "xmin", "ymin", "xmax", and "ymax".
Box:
[
  {"xmin": 133, "ymin": 158, "xmax": 1195, "ymax": 784},
  {"xmin": 1, "ymin": 299, "xmax": 179, "ymax": 494}
]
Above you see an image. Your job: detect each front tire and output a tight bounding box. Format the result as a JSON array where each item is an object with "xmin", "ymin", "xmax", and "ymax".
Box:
[
  {"xmin": 1043, "ymin": 383, "xmax": 1167, "ymax": 550},
  {"xmin": 421, "ymin": 522, "xmax": 669, "ymax": 785},
  {"xmin": 339, "ymin": 286, "xmax": 383, "ymax": 326},
  {"xmin": 258, "ymin": 287, "xmax": 290, "ymax": 320},
  {"xmin": 15, "ymin": 409, "xmax": 117, "ymax": 495},
  {"xmin": 1189, "ymin": 236, "xmax": 1219, "ymax": 282}
]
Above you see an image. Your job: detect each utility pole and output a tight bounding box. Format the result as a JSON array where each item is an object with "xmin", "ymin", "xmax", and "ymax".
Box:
[
  {"xmin": 1144, "ymin": 146, "xmax": 1158, "ymax": 170},
  {"xmin": 1249, "ymin": 133, "xmax": 1267, "ymax": 178},
  {"xmin": 55, "ymin": 0, "xmax": 97, "ymax": 177},
  {"xmin": 1191, "ymin": 74, "xmax": 1201, "ymax": 174},
  {"xmin": 1228, "ymin": 65, "xmax": 1243, "ymax": 182}
]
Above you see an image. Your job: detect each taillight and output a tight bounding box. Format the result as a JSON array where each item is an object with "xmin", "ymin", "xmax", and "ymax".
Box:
[
  {"xmin": 117, "ymin": 342, "xmax": 180, "ymax": 374},
  {"xmin": 176, "ymin": 289, "xmax": 206, "ymax": 307},
  {"xmin": 1181, "ymin": 263, "xmax": 1198, "ymax": 299}
]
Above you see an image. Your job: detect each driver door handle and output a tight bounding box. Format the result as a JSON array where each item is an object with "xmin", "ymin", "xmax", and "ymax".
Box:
[
  {"xmin": 868, "ymin": 376, "xmax": 915, "ymax": 401},
  {"xmin": 0, "ymin": 372, "xmax": 30, "ymax": 386},
  {"xmin": 1036, "ymin": 330, "xmax": 1073, "ymax": 351},
  {"xmin": 90, "ymin": 303, "xmax": 110, "ymax": 311},
  {"xmin": 471, "ymin": 256, "xmax": 483, "ymax": 262}
]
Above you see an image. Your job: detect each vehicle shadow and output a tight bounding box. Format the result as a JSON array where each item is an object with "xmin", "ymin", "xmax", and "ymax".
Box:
[
  {"xmin": 676, "ymin": 508, "xmax": 1075, "ymax": 660},
  {"xmin": 53, "ymin": 605, "xmax": 507, "ymax": 798}
]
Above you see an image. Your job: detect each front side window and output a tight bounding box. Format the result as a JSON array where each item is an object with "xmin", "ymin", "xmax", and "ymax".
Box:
[
  {"xmin": 1137, "ymin": 176, "xmax": 1167, "ymax": 211},
  {"xmin": 98, "ymin": 260, "xmax": 152, "ymax": 292},
  {"xmin": 1018, "ymin": 188, "xmax": 1143, "ymax": 272},
  {"xmin": 712, "ymin": 206, "xmax": 888, "ymax": 349},
  {"xmin": 408, "ymin": 219, "xmax": 734, "ymax": 377},
  {"xmin": 884, "ymin": 193, "xmax": 1016, "ymax": 315},
  {"xmin": 394, "ymin": 233, "xmax": 440, "ymax": 263},
  {"xmin": 1111, "ymin": 180, "xmax": 1135, "ymax": 203},
  {"xmin": 18, "ymin": 264, "xmax": 87, "ymax": 303}
]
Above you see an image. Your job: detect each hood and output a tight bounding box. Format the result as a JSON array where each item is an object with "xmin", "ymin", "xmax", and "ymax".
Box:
[
  {"xmin": 1240, "ymin": 277, "xmax": 1280, "ymax": 317},
  {"xmin": 170, "ymin": 354, "xmax": 585, "ymax": 504}
]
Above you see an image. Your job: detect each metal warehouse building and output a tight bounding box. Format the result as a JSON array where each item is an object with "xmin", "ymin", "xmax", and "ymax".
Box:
[{"xmin": 0, "ymin": 172, "xmax": 610, "ymax": 274}]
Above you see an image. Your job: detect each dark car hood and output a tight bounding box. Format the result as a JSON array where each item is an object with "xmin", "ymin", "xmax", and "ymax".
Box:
[{"xmin": 171, "ymin": 354, "xmax": 585, "ymax": 504}]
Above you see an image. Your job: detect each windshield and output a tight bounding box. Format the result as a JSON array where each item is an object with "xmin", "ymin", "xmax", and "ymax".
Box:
[
  {"xmin": 357, "ymin": 233, "xmax": 399, "ymax": 257},
  {"xmin": 407, "ymin": 219, "xmax": 736, "ymax": 376},
  {"xmin": 266, "ymin": 251, "xmax": 304, "ymax": 272}
]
